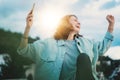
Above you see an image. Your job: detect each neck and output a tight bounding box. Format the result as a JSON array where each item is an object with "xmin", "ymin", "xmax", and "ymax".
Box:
[{"xmin": 67, "ymin": 32, "xmax": 77, "ymax": 40}]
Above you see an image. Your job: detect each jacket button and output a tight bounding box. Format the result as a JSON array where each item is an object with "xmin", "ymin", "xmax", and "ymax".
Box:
[
  {"xmin": 76, "ymin": 36, "xmax": 79, "ymax": 38},
  {"xmin": 77, "ymin": 42, "xmax": 80, "ymax": 45}
]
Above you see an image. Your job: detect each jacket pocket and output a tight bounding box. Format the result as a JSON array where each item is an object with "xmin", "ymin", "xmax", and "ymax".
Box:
[{"xmin": 40, "ymin": 51, "xmax": 57, "ymax": 62}]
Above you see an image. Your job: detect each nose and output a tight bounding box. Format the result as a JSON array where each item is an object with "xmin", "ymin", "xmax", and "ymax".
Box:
[{"xmin": 78, "ymin": 22, "xmax": 80, "ymax": 25}]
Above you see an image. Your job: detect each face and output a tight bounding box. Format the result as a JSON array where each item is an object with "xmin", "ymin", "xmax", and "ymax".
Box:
[{"xmin": 69, "ymin": 16, "xmax": 80, "ymax": 33}]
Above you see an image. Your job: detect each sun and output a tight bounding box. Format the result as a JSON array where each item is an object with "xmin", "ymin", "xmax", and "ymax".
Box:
[
  {"xmin": 40, "ymin": 9, "xmax": 63, "ymax": 31},
  {"xmin": 34, "ymin": 8, "xmax": 65, "ymax": 38}
]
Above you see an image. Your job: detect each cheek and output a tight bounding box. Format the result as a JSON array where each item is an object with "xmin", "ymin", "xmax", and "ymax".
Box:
[
  {"xmin": 72, "ymin": 25, "xmax": 76, "ymax": 31},
  {"xmin": 69, "ymin": 22, "xmax": 74, "ymax": 28},
  {"xmin": 69, "ymin": 21, "xmax": 76, "ymax": 29},
  {"xmin": 70, "ymin": 20, "xmax": 75, "ymax": 25},
  {"xmin": 71, "ymin": 22, "xmax": 76, "ymax": 27}
]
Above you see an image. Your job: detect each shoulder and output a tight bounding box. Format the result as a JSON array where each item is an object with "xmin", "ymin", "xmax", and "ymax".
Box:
[
  {"xmin": 33, "ymin": 38, "xmax": 57, "ymax": 45},
  {"xmin": 79, "ymin": 36, "xmax": 94, "ymax": 44}
]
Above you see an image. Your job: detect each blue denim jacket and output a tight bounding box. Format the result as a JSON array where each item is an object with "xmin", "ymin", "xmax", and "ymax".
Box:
[{"xmin": 17, "ymin": 32, "xmax": 113, "ymax": 80}]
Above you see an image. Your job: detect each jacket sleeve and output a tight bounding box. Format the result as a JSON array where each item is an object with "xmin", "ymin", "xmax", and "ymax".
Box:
[
  {"xmin": 17, "ymin": 40, "xmax": 45, "ymax": 62},
  {"xmin": 93, "ymin": 31, "xmax": 114, "ymax": 56}
]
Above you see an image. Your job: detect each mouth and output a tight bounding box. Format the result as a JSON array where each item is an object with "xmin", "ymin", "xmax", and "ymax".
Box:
[{"xmin": 76, "ymin": 25, "xmax": 80, "ymax": 29}]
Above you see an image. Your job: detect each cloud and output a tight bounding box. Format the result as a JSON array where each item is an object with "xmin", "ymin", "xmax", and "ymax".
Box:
[
  {"xmin": 78, "ymin": 0, "xmax": 120, "ymax": 18},
  {"xmin": 0, "ymin": 0, "xmax": 119, "ymax": 42},
  {"xmin": 104, "ymin": 46, "xmax": 120, "ymax": 60},
  {"xmin": 0, "ymin": 0, "xmax": 34, "ymax": 18},
  {"xmin": 30, "ymin": 0, "xmax": 81, "ymax": 39},
  {"xmin": 73, "ymin": 0, "xmax": 120, "ymax": 42},
  {"xmin": 39, "ymin": 0, "xmax": 79, "ymax": 9},
  {"xmin": 0, "ymin": 11, "xmax": 27, "ymax": 33},
  {"xmin": 1, "ymin": 0, "xmax": 81, "ymax": 39},
  {"xmin": 100, "ymin": 0, "xmax": 116, "ymax": 10}
]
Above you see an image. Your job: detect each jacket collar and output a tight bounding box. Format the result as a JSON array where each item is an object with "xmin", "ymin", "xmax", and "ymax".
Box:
[
  {"xmin": 57, "ymin": 40, "xmax": 66, "ymax": 46},
  {"xmin": 57, "ymin": 34, "xmax": 83, "ymax": 46},
  {"xmin": 74, "ymin": 34, "xmax": 83, "ymax": 39}
]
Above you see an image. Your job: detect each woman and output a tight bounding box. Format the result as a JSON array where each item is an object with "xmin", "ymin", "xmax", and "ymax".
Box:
[{"xmin": 17, "ymin": 5, "xmax": 115, "ymax": 80}]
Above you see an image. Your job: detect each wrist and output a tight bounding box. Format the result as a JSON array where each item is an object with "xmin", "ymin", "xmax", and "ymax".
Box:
[
  {"xmin": 23, "ymin": 26, "xmax": 30, "ymax": 38},
  {"xmin": 26, "ymin": 25, "xmax": 31, "ymax": 29},
  {"xmin": 109, "ymin": 23, "xmax": 114, "ymax": 26},
  {"xmin": 25, "ymin": 26, "xmax": 31, "ymax": 33},
  {"xmin": 22, "ymin": 36, "xmax": 28, "ymax": 39},
  {"xmin": 108, "ymin": 27, "xmax": 113, "ymax": 33}
]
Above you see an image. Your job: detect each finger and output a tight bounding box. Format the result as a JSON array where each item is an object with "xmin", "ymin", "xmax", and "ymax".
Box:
[
  {"xmin": 106, "ymin": 15, "xmax": 109, "ymax": 18},
  {"xmin": 29, "ymin": 18, "xmax": 33, "ymax": 21},
  {"xmin": 27, "ymin": 14, "xmax": 33, "ymax": 18},
  {"xmin": 28, "ymin": 13, "xmax": 33, "ymax": 17},
  {"xmin": 27, "ymin": 13, "xmax": 33, "ymax": 18},
  {"xmin": 29, "ymin": 11, "xmax": 32, "ymax": 15},
  {"xmin": 27, "ymin": 16, "xmax": 33, "ymax": 19},
  {"xmin": 28, "ymin": 18, "xmax": 33, "ymax": 21},
  {"xmin": 27, "ymin": 16, "xmax": 33, "ymax": 20}
]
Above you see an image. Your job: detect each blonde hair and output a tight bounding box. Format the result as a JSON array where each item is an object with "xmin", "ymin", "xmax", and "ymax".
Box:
[{"xmin": 54, "ymin": 15, "xmax": 77, "ymax": 40}]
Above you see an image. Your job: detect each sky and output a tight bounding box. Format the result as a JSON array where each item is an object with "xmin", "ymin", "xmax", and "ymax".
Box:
[{"xmin": 0, "ymin": 0, "xmax": 120, "ymax": 59}]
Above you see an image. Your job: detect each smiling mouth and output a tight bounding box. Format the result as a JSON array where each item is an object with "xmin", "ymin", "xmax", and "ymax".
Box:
[{"xmin": 76, "ymin": 25, "xmax": 80, "ymax": 28}]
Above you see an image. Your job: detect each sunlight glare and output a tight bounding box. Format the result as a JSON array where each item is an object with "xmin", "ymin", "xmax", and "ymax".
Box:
[
  {"xmin": 40, "ymin": 9, "xmax": 63, "ymax": 30},
  {"xmin": 34, "ymin": 8, "xmax": 65, "ymax": 39}
]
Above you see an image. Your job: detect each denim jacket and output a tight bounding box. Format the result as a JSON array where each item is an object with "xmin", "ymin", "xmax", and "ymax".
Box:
[{"xmin": 17, "ymin": 31, "xmax": 113, "ymax": 80}]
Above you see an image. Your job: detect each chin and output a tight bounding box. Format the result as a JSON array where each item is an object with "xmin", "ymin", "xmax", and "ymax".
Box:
[
  {"xmin": 77, "ymin": 29, "xmax": 80, "ymax": 33},
  {"xmin": 73, "ymin": 28, "xmax": 80, "ymax": 33},
  {"xmin": 75, "ymin": 31, "xmax": 80, "ymax": 34}
]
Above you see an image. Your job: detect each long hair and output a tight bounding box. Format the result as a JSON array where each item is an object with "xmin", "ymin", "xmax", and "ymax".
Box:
[{"xmin": 54, "ymin": 15, "xmax": 77, "ymax": 40}]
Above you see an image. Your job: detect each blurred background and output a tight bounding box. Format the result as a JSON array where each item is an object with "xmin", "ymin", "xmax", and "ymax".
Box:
[{"xmin": 0, "ymin": 0, "xmax": 120, "ymax": 80}]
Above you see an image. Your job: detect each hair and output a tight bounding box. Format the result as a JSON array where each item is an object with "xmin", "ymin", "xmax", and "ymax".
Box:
[{"xmin": 54, "ymin": 15, "xmax": 77, "ymax": 40}]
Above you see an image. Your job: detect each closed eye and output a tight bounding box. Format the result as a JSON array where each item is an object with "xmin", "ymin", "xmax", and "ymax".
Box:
[{"xmin": 74, "ymin": 20, "xmax": 77, "ymax": 22}]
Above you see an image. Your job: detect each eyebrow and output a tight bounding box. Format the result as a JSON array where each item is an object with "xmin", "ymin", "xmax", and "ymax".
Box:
[{"xmin": 74, "ymin": 18, "xmax": 78, "ymax": 20}]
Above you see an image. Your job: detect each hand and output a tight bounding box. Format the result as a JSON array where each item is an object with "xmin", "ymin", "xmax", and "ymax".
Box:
[
  {"xmin": 106, "ymin": 15, "xmax": 115, "ymax": 33},
  {"xmin": 106, "ymin": 15, "xmax": 115, "ymax": 25},
  {"xmin": 26, "ymin": 3, "xmax": 35, "ymax": 28}
]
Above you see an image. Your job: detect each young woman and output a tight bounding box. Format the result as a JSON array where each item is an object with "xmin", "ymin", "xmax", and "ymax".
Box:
[{"xmin": 17, "ymin": 5, "xmax": 115, "ymax": 80}]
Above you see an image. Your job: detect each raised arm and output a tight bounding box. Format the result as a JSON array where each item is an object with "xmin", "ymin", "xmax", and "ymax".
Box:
[
  {"xmin": 19, "ymin": 3, "xmax": 35, "ymax": 49},
  {"xmin": 106, "ymin": 15, "xmax": 115, "ymax": 33},
  {"xmin": 93, "ymin": 15, "xmax": 115, "ymax": 56}
]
